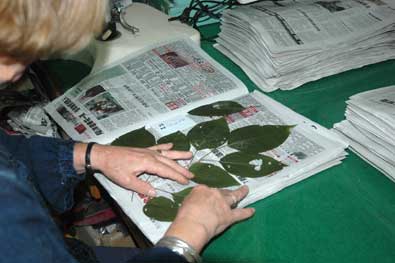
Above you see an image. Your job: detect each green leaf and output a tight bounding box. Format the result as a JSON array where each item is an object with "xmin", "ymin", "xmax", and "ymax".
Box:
[
  {"xmin": 189, "ymin": 162, "xmax": 240, "ymax": 188},
  {"xmin": 157, "ymin": 131, "xmax": 190, "ymax": 151},
  {"xmin": 172, "ymin": 187, "xmax": 193, "ymax": 206},
  {"xmin": 228, "ymin": 125, "xmax": 294, "ymax": 153},
  {"xmin": 111, "ymin": 127, "xmax": 156, "ymax": 147},
  {"xmin": 220, "ymin": 152, "xmax": 286, "ymax": 178},
  {"xmin": 187, "ymin": 118, "xmax": 230, "ymax": 150},
  {"xmin": 188, "ymin": 101, "xmax": 245, "ymax": 116},
  {"xmin": 143, "ymin": 196, "xmax": 178, "ymax": 222}
]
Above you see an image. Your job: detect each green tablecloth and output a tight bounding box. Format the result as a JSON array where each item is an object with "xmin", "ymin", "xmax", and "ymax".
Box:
[
  {"xmin": 44, "ymin": 23, "xmax": 395, "ymax": 263},
  {"xmin": 198, "ymin": 24, "xmax": 395, "ymax": 263}
]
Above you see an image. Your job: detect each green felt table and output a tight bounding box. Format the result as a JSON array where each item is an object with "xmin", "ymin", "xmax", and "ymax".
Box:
[
  {"xmin": 43, "ymin": 23, "xmax": 395, "ymax": 263},
  {"xmin": 199, "ymin": 24, "xmax": 395, "ymax": 263}
]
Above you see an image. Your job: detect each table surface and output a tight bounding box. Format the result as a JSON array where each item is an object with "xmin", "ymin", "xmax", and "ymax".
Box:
[
  {"xmin": 198, "ymin": 24, "xmax": 395, "ymax": 263},
  {"xmin": 44, "ymin": 23, "xmax": 395, "ymax": 263}
]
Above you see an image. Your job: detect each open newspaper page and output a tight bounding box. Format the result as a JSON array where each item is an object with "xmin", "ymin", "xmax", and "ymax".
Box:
[
  {"xmin": 94, "ymin": 90, "xmax": 347, "ymax": 243},
  {"xmin": 216, "ymin": 0, "xmax": 395, "ymax": 91},
  {"xmin": 45, "ymin": 38, "xmax": 248, "ymax": 144}
]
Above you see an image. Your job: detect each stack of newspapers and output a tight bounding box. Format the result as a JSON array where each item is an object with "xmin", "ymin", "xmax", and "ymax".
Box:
[
  {"xmin": 215, "ymin": 0, "xmax": 395, "ymax": 92},
  {"xmin": 334, "ymin": 86, "xmax": 395, "ymax": 182},
  {"xmin": 45, "ymin": 38, "xmax": 348, "ymax": 243}
]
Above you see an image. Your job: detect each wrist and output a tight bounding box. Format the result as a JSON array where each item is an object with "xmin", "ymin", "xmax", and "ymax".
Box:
[
  {"xmin": 165, "ymin": 216, "xmax": 210, "ymax": 254},
  {"xmin": 85, "ymin": 142, "xmax": 97, "ymax": 176},
  {"xmin": 73, "ymin": 143, "xmax": 88, "ymax": 174},
  {"xmin": 73, "ymin": 142, "xmax": 104, "ymax": 174}
]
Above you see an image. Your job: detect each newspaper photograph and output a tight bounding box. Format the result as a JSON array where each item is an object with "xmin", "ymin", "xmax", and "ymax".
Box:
[
  {"xmin": 45, "ymin": 38, "xmax": 247, "ymax": 144},
  {"xmin": 94, "ymin": 91, "xmax": 347, "ymax": 243}
]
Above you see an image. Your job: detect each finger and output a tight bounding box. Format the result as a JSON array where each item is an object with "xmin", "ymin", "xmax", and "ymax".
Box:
[
  {"xmin": 231, "ymin": 185, "xmax": 249, "ymax": 202},
  {"xmin": 149, "ymin": 143, "xmax": 173, "ymax": 151},
  {"xmin": 127, "ymin": 177, "xmax": 157, "ymax": 197},
  {"xmin": 221, "ymin": 185, "xmax": 249, "ymax": 207},
  {"xmin": 145, "ymin": 161, "xmax": 190, "ymax": 184},
  {"xmin": 230, "ymin": 207, "xmax": 255, "ymax": 223},
  {"xmin": 160, "ymin": 150, "xmax": 193, "ymax": 160},
  {"xmin": 155, "ymin": 155, "xmax": 194, "ymax": 179},
  {"xmin": 222, "ymin": 190, "xmax": 238, "ymax": 207}
]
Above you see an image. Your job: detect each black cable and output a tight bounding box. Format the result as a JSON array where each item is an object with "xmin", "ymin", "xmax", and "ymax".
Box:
[{"xmin": 169, "ymin": 0, "xmax": 239, "ymax": 28}]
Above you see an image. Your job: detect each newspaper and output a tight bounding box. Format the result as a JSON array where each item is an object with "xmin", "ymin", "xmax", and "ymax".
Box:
[
  {"xmin": 46, "ymin": 38, "xmax": 347, "ymax": 243},
  {"xmin": 93, "ymin": 91, "xmax": 347, "ymax": 243},
  {"xmin": 1, "ymin": 72, "xmax": 58, "ymax": 136},
  {"xmin": 215, "ymin": 0, "xmax": 395, "ymax": 91},
  {"xmin": 334, "ymin": 85, "xmax": 395, "ymax": 182},
  {"xmin": 45, "ymin": 39, "xmax": 247, "ymax": 144},
  {"xmin": 7, "ymin": 105, "xmax": 58, "ymax": 137}
]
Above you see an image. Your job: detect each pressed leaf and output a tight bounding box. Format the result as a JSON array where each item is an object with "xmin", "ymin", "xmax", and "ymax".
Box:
[
  {"xmin": 143, "ymin": 196, "xmax": 178, "ymax": 222},
  {"xmin": 228, "ymin": 125, "xmax": 294, "ymax": 153},
  {"xmin": 189, "ymin": 162, "xmax": 240, "ymax": 188},
  {"xmin": 111, "ymin": 127, "xmax": 156, "ymax": 147},
  {"xmin": 188, "ymin": 101, "xmax": 245, "ymax": 116},
  {"xmin": 172, "ymin": 187, "xmax": 193, "ymax": 206},
  {"xmin": 157, "ymin": 131, "xmax": 190, "ymax": 151},
  {"xmin": 187, "ymin": 118, "xmax": 229, "ymax": 150},
  {"xmin": 220, "ymin": 152, "xmax": 286, "ymax": 178}
]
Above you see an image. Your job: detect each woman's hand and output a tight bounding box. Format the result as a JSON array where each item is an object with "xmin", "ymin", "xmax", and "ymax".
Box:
[
  {"xmin": 164, "ymin": 185, "xmax": 255, "ymax": 253},
  {"xmin": 74, "ymin": 143, "xmax": 193, "ymax": 196}
]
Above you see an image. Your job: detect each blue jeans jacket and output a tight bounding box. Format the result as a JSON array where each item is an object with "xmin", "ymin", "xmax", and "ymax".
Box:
[{"xmin": 0, "ymin": 130, "xmax": 186, "ymax": 263}]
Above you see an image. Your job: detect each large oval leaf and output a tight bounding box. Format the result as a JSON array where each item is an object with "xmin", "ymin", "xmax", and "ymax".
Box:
[
  {"xmin": 143, "ymin": 196, "xmax": 178, "ymax": 222},
  {"xmin": 188, "ymin": 101, "xmax": 245, "ymax": 116},
  {"xmin": 111, "ymin": 127, "xmax": 156, "ymax": 147},
  {"xmin": 228, "ymin": 125, "xmax": 294, "ymax": 153},
  {"xmin": 189, "ymin": 162, "xmax": 240, "ymax": 188},
  {"xmin": 220, "ymin": 152, "xmax": 286, "ymax": 178},
  {"xmin": 187, "ymin": 118, "xmax": 230, "ymax": 150},
  {"xmin": 157, "ymin": 131, "xmax": 190, "ymax": 151},
  {"xmin": 172, "ymin": 187, "xmax": 193, "ymax": 206}
]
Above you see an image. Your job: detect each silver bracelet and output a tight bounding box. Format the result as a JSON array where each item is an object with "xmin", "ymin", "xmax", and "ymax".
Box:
[{"xmin": 156, "ymin": 236, "xmax": 202, "ymax": 263}]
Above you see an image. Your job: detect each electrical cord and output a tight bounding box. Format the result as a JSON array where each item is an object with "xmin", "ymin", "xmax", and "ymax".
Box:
[{"xmin": 168, "ymin": 0, "xmax": 239, "ymax": 42}]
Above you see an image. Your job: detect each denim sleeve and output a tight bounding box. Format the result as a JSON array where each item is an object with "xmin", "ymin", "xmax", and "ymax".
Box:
[
  {"xmin": 127, "ymin": 247, "xmax": 188, "ymax": 263},
  {"xmin": 0, "ymin": 130, "xmax": 83, "ymax": 212},
  {"xmin": 0, "ymin": 148, "xmax": 79, "ymax": 263}
]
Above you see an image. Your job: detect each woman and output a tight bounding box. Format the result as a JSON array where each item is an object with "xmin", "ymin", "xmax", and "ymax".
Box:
[{"xmin": 0, "ymin": 1, "xmax": 254, "ymax": 263}]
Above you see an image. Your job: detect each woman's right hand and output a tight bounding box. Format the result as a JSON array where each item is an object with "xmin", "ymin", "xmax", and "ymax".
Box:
[
  {"xmin": 73, "ymin": 143, "xmax": 193, "ymax": 197},
  {"xmin": 164, "ymin": 185, "xmax": 255, "ymax": 253}
]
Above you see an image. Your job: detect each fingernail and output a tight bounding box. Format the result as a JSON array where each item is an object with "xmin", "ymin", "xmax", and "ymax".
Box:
[{"xmin": 148, "ymin": 189, "xmax": 157, "ymax": 197}]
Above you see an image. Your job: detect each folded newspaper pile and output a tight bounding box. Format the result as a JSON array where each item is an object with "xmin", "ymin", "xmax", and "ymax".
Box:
[
  {"xmin": 215, "ymin": 0, "xmax": 395, "ymax": 92},
  {"xmin": 45, "ymin": 38, "xmax": 348, "ymax": 243},
  {"xmin": 334, "ymin": 86, "xmax": 395, "ymax": 182}
]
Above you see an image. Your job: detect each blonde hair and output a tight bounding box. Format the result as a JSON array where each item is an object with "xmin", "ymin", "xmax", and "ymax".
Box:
[{"xmin": 0, "ymin": 0, "xmax": 106, "ymax": 62}]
